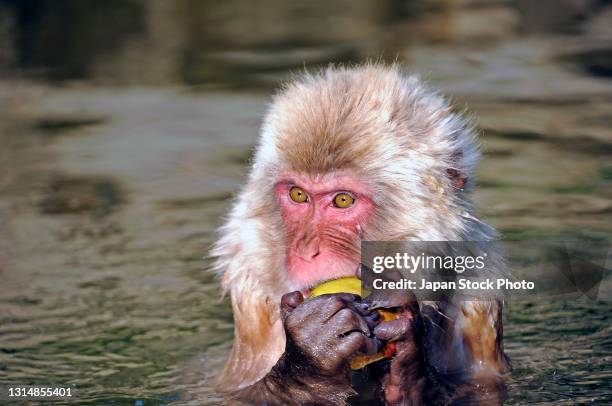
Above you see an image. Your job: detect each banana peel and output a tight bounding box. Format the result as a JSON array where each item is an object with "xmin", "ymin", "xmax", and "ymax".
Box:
[{"xmin": 309, "ymin": 277, "xmax": 398, "ymax": 370}]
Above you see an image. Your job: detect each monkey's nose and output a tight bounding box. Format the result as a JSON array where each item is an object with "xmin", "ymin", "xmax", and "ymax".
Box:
[{"xmin": 296, "ymin": 244, "xmax": 320, "ymax": 262}]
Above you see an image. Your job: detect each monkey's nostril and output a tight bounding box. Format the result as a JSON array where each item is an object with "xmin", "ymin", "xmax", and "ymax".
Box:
[
  {"xmin": 302, "ymin": 251, "xmax": 320, "ymax": 261},
  {"xmin": 296, "ymin": 245, "xmax": 320, "ymax": 261}
]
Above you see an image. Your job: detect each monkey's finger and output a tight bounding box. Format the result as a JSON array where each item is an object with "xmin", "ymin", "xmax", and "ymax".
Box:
[
  {"xmin": 332, "ymin": 308, "xmax": 370, "ymax": 336},
  {"xmin": 348, "ymin": 301, "xmax": 380, "ymax": 329},
  {"xmin": 328, "ymin": 292, "xmax": 362, "ymax": 303},
  {"xmin": 306, "ymin": 293, "xmax": 361, "ymax": 319},
  {"xmin": 337, "ymin": 332, "xmax": 382, "ymax": 357},
  {"xmin": 352, "ymin": 300, "xmax": 375, "ymax": 315},
  {"xmin": 362, "ymin": 310, "xmax": 381, "ymax": 330},
  {"xmin": 373, "ymin": 317, "xmax": 412, "ymax": 341},
  {"xmin": 280, "ymin": 291, "xmax": 304, "ymax": 319},
  {"xmin": 367, "ymin": 289, "xmax": 419, "ymax": 312}
]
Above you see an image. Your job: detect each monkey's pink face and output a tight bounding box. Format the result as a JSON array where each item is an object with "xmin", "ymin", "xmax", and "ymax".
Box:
[{"xmin": 274, "ymin": 172, "xmax": 375, "ymax": 290}]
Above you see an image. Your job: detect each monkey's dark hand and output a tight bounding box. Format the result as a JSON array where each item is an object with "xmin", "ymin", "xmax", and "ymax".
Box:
[
  {"xmin": 368, "ymin": 287, "xmax": 427, "ymax": 406},
  {"xmin": 280, "ymin": 291, "xmax": 383, "ymax": 375},
  {"xmin": 229, "ymin": 291, "xmax": 381, "ymax": 405}
]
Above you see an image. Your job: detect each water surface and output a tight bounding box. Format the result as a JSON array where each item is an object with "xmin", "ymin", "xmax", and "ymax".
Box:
[{"xmin": 0, "ymin": 2, "xmax": 611, "ymax": 404}]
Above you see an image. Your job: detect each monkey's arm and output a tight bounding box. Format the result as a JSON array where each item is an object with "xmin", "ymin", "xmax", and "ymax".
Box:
[
  {"xmin": 370, "ymin": 293, "xmax": 508, "ymax": 405},
  {"xmin": 421, "ymin": 300, "xmax": 510, "ymax": 405},
  {"xmin": 227, "ymin": 343, "xmax": 355, "ymax": 405},
  {"xmin": 228, "ymin": 291, "xmax": 381, "ymax": 406},
  {"xmin": 368, "ymin": 289, "xmax": 428, "ymax": 405},
  {"xmin": 449, "ymin": 300, "xmax": 509, "ymax": 405}
]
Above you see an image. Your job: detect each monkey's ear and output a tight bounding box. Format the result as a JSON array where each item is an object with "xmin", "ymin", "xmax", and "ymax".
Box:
[{"xmin": 446, "ymin": 168, "xmax": 467, "ymax": 192}]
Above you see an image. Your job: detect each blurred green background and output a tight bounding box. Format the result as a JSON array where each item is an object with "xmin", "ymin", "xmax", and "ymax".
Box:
[{"xmin": 0, "ymin": 1, "xmax": 610, "ymax": 405}]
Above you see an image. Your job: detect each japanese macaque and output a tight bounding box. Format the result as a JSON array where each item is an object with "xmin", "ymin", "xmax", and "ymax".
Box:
[{"xmin": 211, "ymin": 64, "xmax": 510, "ymax": 405}]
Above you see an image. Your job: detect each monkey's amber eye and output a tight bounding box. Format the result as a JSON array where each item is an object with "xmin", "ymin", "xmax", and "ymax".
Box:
[
  {"xmin": 333, "ymin": 193, "xmax": 354, "ymax": 208},
  {"xmin": 289, "ymin": 187, "xmax": 308, "ymax": 203}
]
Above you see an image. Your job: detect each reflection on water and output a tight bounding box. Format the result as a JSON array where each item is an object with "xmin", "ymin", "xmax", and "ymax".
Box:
[{"xmin": 0, "ymin": 1, "xmax": 610, "ymax": 404}]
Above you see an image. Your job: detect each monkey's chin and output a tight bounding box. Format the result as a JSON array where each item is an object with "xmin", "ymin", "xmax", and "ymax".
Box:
[{"xmin": 286, "ymin": 258, "xmax": 360, "ymax": 292}]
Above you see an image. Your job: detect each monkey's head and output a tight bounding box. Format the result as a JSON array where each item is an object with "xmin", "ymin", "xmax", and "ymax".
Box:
[{"xmin": 214, "ymin": 64, "xmax": 486, "ymax": 296}]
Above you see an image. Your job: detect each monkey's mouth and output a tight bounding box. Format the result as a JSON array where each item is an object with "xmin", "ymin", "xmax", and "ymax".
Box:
[{"xmin": 288, "ymin": 253, "xmax": 360, "ymax": 293}]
